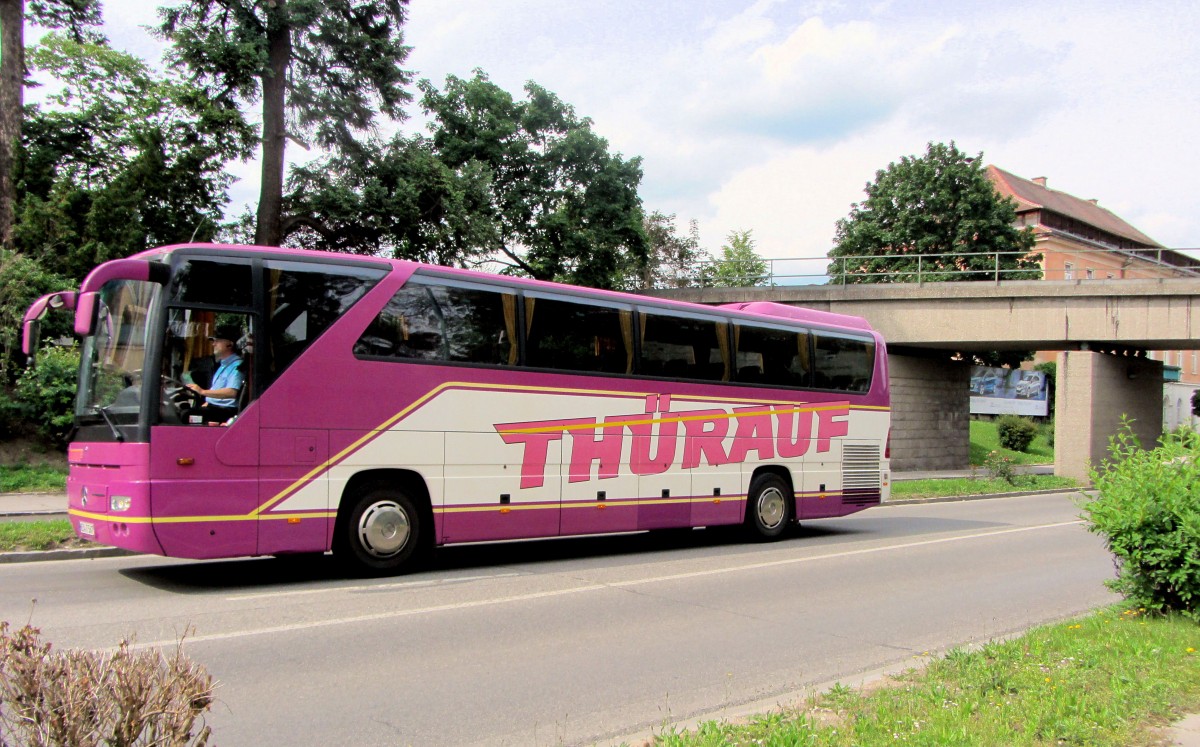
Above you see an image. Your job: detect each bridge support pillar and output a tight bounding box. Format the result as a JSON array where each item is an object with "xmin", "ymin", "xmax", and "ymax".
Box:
[
  {"xmin": 888, "ymin": 354, "xmax": 971, "ymax": 471},
  {"xmin": 1054, "ymin": 351, "xmax": 1163, "ymax": 480}
]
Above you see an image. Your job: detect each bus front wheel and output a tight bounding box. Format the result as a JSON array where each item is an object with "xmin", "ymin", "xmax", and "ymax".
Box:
[
  {"xmin": 336, "ymin": 487, "xmax": 423, "ymax": 575},
  {"xmin": 745, "ymin": 473, "xmax": 792, "ymax": 540}
]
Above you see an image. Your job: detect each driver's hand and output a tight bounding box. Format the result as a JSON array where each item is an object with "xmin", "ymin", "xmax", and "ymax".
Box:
[{"xmin": 186, "ymin": 383, "xmax": 202, "ymax": 394}]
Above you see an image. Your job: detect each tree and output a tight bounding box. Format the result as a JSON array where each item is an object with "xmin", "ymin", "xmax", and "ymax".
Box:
[
  {"xmin": 827, "ymin": 141, "xmax": 1039, "ymax": 283},
  {"xmin": 0, "ymin": 0, "xmax": 102, "ymax": 249},
  {"xmin": 705, "ymin": 229, "xmax": 768, "ymax": 287},
  {"xmin": 15, "ymin": 33, "xmax": 254, "ymax": 279},
  {"xmin": 282, "ymin": 133, "xmax": 498, "ymax": 265},
  {"xmin": 629, "ymin": 211, "xmax": 707, "ymax": 290},
  {"xmin": 419, "ymin": 70, "xmax": 649, "ymax": 290},
  {"xmin": 157, "ymin": 0, "xmax": 413, "ymax": 246}
]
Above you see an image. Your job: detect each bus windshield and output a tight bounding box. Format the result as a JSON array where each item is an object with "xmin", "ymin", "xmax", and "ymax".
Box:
[{"xmin": 76, "ymin": 279, "xmax": 159, "ymax": 428}]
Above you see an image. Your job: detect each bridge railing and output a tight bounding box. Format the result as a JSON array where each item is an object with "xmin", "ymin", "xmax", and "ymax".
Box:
[{"xmin": 688, "ymin": 246, "xmax": 1200, "ymax": 288}]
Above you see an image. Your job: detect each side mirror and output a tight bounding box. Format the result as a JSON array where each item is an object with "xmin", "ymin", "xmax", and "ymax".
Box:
[
  {"xmin": 20, "ymin": 291, "xmax": 77, "ymax": 355},
  {"xmin": 74, "ymin": 292, "xmax": 98, "ymax": 336}
]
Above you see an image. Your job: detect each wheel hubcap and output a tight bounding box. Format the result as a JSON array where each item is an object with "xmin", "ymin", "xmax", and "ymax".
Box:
[
  {"xmin": 757, "ymin": 487, "xmax": 786, "ymax": 530},
  {"xmin": 357, "ymin": 501, "xmax": 410, "ymax": 558}
]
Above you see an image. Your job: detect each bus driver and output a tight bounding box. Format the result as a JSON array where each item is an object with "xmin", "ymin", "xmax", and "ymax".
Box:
[{"xmin": 187, "ymin": 325, "xmax": 244, "ymax": 422}]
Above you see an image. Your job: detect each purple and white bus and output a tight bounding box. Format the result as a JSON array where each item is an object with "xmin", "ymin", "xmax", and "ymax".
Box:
[{"xmin": 23, "ymin": 244, "xmax": 890, "ymax": 574}]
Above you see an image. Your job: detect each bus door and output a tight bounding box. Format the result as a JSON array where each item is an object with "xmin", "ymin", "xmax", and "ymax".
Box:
[{"xmin": 152, "ymin": 308, "xmax": 260, "ymax": 559}]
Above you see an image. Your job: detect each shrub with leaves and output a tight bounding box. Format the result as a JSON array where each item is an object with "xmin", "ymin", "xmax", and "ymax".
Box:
[
  {"xmin": 0, "ymin": 621, "xmax": 215, "ymax": 746},
  {"xmin": 1084, "ymin": 422, "xmax": 1200, "ymax": 620},
  {"xmin": 984, "ymin": 450, "xmax": 1019, "ymax": 485},
  {"xmin": 13, "ymin": 345, "xmax": 80, "ymax": 447},
  {"xmin": 997, "ymin": 414, "xmax": 1038, "ymax": 452}
]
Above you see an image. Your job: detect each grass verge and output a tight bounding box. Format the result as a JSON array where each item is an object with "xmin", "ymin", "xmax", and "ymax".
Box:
[
  {"xmin": 653, "ymin": 606, "xmax": 1200, "ymax": 746},
  {"xmin": 0, "ymin": 463, "xmax": 68, "ymax": 493},
  {"xmin": 892, "ymin": 474, "xmax": 1078, "ymax": 499},
  {"xmin": 969, "ymin": 419, "xmax": 1054, "ymax": 466},
  {"xmin": 0, "ymin": 520, "xmax": 81, "ymax": 552}
]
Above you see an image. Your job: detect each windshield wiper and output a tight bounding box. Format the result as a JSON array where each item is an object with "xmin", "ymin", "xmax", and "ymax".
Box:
[{"xmin": 95, "ymin": 406, "xmax": 124, "ymax": 442}]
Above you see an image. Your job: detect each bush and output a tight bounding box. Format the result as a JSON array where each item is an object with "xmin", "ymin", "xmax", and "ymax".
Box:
[
  {"xmin": 997, "ymin": 415, "xmax": 1038, "ymax": 452},
  {"xmin": 983, "ymin": 450, "xmax": 1019, "ymax": 485},
  {"xmin": 13, "ymin": 345, "xmax": 80, "ymax": 447},
  {"xmin": 0, "ymin": 249, "xmax": 72, "ymax": 385},
  {"xmin": 1044, "ymin": 418, "xmax": 1055, "ymax": 448},
  {"xmin": 1084, "ymin": 422, "xmax": 1200, "ymax": 620},
  {"xmin": 0, "ymin": 621, "xmax": 215, "ymax": 745}
]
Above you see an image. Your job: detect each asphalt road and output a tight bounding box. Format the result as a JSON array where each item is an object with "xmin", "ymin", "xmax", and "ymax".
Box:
[{"xmin": 0, "ymin": 493, "xmax": 1116, "ymax": 746}]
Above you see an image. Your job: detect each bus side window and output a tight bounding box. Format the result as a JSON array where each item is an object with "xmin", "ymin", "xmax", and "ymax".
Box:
[{"xmin": 354, "ymin": 279, "xmax": 517, "ymax": 366}]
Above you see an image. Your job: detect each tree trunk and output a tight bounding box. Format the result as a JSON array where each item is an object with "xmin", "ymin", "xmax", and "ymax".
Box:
[
  {"xmin": 0, "ymin": 0, "xmax": 23, "ymax": 250},
  {"xmin": 255, "ymin": 1, "xmax": 289, "ymax": 247}
]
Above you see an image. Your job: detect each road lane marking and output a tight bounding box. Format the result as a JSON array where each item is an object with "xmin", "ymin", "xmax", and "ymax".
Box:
[{"xmin": 129, "ymin": 520, "xmax": 1085, "ymax": 651}]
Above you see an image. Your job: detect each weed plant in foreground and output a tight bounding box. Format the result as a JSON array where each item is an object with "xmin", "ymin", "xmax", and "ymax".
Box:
[{"xmin": 653, "ymin": 607, "xmax": 1200, "ymax": 746}]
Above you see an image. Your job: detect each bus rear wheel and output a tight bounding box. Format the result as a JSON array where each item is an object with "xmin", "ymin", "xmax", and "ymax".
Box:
[
  {"xmin": 745, "ymin": 473, "xmax": 792, "ymax": 540},
  {"xmin": 336, "ymin": 487, "xmax": 424, "ymax": 575}
]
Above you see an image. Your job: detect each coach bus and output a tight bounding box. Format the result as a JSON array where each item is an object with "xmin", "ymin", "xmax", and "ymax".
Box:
[{"xmin": 22, "ymin": 244, "xmax": 890, "ymax": 574}]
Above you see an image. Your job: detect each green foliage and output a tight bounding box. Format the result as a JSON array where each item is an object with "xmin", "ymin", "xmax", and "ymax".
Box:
[
  {"xmin": 0, "ymin": 463, "xmax": 67, "ymax": 493},
  {"xmin": 659, "ymin": 607, "xmax": 1200, "ymax": 747},
  {"xmin": 983, "ymin": 450, "xmax": 1019, "ymax": 484},
  {"xmin": 892, "ymin": 474, "xmax": 1077, "ymax": 499},
  {"xmin": 0, "ymin": 248, "xmax": 72, "ymax": 383},
  {"xmin": 703, "ymin": 229, "xmax": 767, "ymax": 287},
  {"xmin": 969, "ymin": 418, "xmax": 1053, "ymax": 466},
  {"xmin": 0, "ymin": 519, "xmax": 75, "ymax": 551},
  {"xmin": 418, "ymin": 70, "xmax": 649, "ymax": 289},
  {"xmin": 12, "ymin": 345, "xmax": 79, "ymax": 446},
  {"xmin": 1085, "ymin": 424, "xmax": 1200, "ymax": 620},
  {"xmin": 997, "ymin": 414, "xmax": 1039, "ymax": 452},
  {"xmin": 828, "ymin": 141, "xmax": 1040, "ymax": 283},
  {"xmin": 158, "ymin": 0, "xmax": 413, "ymax": 244},
  {"xmin": 283, "ymin": 134, "xmax": 498, "ymax": 264},
  {"xmin": 16, "ymin": 33, "xmax": 254, "ymax": 279}
]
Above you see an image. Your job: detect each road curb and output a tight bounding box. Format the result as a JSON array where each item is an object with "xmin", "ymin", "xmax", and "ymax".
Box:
[{"xmin": 0, "ymin": 546, "xmax": 137, "ymax": 564}]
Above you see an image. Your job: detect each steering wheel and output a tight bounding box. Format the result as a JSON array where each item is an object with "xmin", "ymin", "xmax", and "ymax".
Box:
[{"xmin": 162, "ymin": 376, "xmax": 204, "ymax": 421}]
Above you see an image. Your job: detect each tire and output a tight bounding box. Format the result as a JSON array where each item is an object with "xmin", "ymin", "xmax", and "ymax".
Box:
[
  {"xmin": 335, "ymin": 486, "xmax": 425, "ymax": 575},
  {"xmin": 745, "ymin": 473, "xmax": 792, "ymax": 540}
]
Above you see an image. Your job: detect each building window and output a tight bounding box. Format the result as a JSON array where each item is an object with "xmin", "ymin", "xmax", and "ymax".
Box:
[
  {"xmin": 1106, "ymin": 272, "xmax": 1115, "ymax": 279},
  {"xmin": 1086, "ymin": 268, "xmax": 1095, "ymax": 279},
  {"xmin": 1063, "ymin": 262, "xmax": 1074, "ymax": 280}
]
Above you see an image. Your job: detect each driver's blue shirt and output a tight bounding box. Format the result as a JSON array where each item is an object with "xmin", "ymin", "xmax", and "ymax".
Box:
[{"xmin": 207, "ymin": 354, "xmax": 243, "ymax": 407}]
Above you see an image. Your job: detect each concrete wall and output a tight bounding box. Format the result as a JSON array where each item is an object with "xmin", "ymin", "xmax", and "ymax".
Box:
[
  {"xmin": 888, "ymin": 354, "xmax": 971, "ymax": 471},
  {"xmin": 1055, "ymin": 351, "xmax": 1164, "ymax": 480}
]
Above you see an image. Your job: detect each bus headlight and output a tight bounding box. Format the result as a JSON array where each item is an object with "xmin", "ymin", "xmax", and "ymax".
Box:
[{"xmin": 110, "ymin": 495, "xmax": 132, "ymax": 512}]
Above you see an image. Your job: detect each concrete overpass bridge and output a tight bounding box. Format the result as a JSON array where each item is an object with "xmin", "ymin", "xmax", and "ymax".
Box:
[{"xmin": 651, "ymin": 278, "xmax": 1200, "ymax": 479}]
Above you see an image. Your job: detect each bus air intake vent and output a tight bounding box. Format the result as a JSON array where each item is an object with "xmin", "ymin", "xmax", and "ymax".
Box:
[{"xmin": 842, "ymin": 444, "xmax": 882, "ymax": 506}]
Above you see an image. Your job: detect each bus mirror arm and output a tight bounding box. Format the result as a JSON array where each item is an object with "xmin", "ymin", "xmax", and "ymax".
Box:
[
  {"xmin": 21, "ymin": 291, "xmax": 77, "ymax": 356},
  {"xmin": 74, "ymin": 292, "xmax": 98, "ymax": 336}
]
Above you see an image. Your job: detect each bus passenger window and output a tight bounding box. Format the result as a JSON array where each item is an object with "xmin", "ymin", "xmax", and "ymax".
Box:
[
  {"xmin": 734, "ymin": 323, "xmax": 811, "ymax": 388},
  {"xmin": 639, "ymin": 311, "xmax": 728, "ymax": 381},
  {"xmin": 813, "ymin": 333, "xmax": 874, "ymax": 392},
  {"xmin": 354, "ymin": 279, "xmax": 516, "ymax": 366},
  {"xmin": 525, "ymin": 296, "xmax": 631, "ymax": 374}
]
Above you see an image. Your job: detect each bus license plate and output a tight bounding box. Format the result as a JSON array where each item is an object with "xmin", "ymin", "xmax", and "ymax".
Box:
[{"xmin": 78, "ymin": 521, "xmax": 95, "ymax": 537}]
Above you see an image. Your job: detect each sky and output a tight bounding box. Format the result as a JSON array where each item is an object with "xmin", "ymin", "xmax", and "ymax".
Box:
[{"xmin": 95, "ymin": 0, "xmax": 1200, "ymax": 268}]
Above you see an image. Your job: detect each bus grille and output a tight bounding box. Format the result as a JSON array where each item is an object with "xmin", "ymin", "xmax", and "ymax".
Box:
[{"xmin": 843, "ymin": 444, "xmax": 882, "ymax": 506}]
